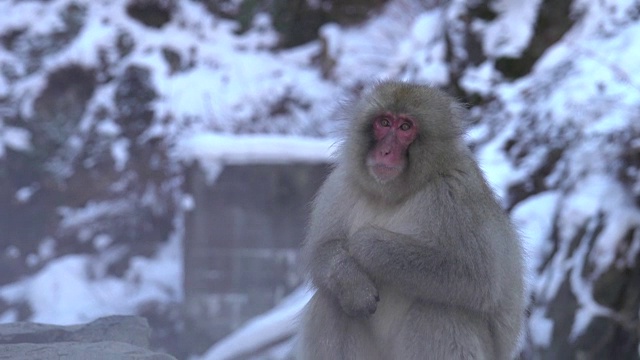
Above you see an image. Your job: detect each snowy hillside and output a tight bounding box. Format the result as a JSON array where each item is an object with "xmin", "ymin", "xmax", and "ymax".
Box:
[{"xmin": 1, "ymin": 0, "xmax": 639, "ymax": 359}]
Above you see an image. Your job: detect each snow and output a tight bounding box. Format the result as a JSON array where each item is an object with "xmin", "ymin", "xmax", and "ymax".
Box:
[
  {"xmin": 95, "ymin": 119, "xmax": 121, "ymax": 137},
  {"xmin": 558, "ymin": 174, "xmax": 640, "ymax": 275},
  {"xmin": 126, "ymin": 233, "xmax": 183, "ymax": 302},
  {"xmin": 317, "ymin": 1, "xmax": 434, "ymax": 87},
  {"xmin": 568, "ymin": 217, "xmax": 613, "ymax": 340},
  {"xmin": 93, "ymin": 234, "xmax": 114, "ymax": 251},
  {"xmin": 26, "ymin": 255, "xmax": 127, "ymax": 325},
  {"xmin": 174, "ymin": 132, "xmax": 337, "ymax": 182},
  {"xmin": 592, "ymin": 207, "xmax": 640, "ymax": 269},
  {"xmin": 0, "ymin": 234, "xmax": 182, "ymax": 326},
  {"xmin": 110, "ymin": 138, "xmax": 130, "ymax": 171},
  {"xmin": 479, "ymin": 0, "xmax": 542, "ymax": 57},
  {"xmin": 15, "ymin": 184, "xmax": 39, "ymax": 203},
  {"xmin": 0, "ymin": 0, "xmax": 639, "ymax": 358},
  {"xmin": 511, "ymin": 191, "xmax": 561, "ymax": 271},
  {"xmin": 528, "ymin": 307, "xmax": 553, "ymax": 347},
  {"xmin": 0, "ymin": 125, "xmax": 32, "ymax": 157},
  {"xmin": 199, "ymin": 286, "xmax": 313, "ymax": 360},
  {"xmin": 58, "ymin": 200, "xmax": 132, "ymax": 231},
  {"xmin": 459, "ymin": 61, "xmax": 500, "ymax": 96},
  {"xmin": 177, "ymin": 132, "xmax": 337, "ymax": 165},
  {"xmin": 475, "ymin": 121, "xmax": 520, "ymax": 200},
  {"xmin": 396, "ymin": 9, "xmax": 449, "ymax": 84}
]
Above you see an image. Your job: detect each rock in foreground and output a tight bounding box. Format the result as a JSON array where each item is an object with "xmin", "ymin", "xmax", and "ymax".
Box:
[{"xmin": 0, "ymin": 315, "xmax": 176, "ymax": 360}]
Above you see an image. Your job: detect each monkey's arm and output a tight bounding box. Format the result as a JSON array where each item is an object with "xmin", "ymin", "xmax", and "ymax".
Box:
[
  {"xmin": 348, "ymin": 225, "xmax": 497, "ymax": 312},
  {"xmin": 303, "ymin": 238, "xmax": 379, "ymax": 317},
  {"xmin": 300, "ymin": 170, "xmax": 379, "ymax": 317}
]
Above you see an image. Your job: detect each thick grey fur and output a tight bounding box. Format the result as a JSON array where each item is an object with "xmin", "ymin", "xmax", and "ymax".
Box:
[{"xmin": 297, "ymin": 81, "xmax": 525, "ymax": 360}]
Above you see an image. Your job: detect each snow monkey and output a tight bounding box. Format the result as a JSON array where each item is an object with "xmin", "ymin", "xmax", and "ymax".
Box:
[{"xmin": 297, "ymin": 81, "xmax": 525, "ymax": 360}]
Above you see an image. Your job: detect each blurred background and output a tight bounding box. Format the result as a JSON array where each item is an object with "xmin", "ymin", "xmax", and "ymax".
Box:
[{"xmin": 0, "ymin": 0, "xmax": 639, "ymax": 359}]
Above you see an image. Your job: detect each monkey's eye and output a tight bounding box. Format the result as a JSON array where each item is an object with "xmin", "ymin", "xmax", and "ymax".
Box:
[
  {"xmin": 379, "ymin": 118, "xmax": 391, "ymax": 127},
  {"xmin": 400, "ymin": 122, "xmax": 412, "ymax": 131}
]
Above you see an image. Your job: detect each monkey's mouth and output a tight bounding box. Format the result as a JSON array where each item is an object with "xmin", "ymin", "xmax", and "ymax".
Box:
[{"xmin": 369, "ymin": 164, "xmax": 403, "ymax": 183}]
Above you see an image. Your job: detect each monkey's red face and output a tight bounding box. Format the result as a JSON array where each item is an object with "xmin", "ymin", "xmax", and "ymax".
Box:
[{"xmin": 367, "ymin": 113, "xmax": 418, "ymax": 183}]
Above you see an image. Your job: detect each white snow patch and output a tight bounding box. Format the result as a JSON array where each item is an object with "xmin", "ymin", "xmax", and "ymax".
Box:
[
  {"xmin": 317, "ymin": 1, "xmax": 426, "ymax": 87},
  {"xmin": 96, "ymin": 119, "xmax": 121, "ymax": 137},
  {"xmin": 15, "ymin": 184, "xmax": 39, "ymax": 203},
  {"xmin": 394, "ymin": 9, "xmax": 449, "ymax": 84},
  {"xmin": 181, "ymin": 194, "xmax": 195, "ymax": 211},
  {"xmin": 557, "ymin": 175, "xmax": 608, "ymax": 244},
  {"xmin": 176, "ymin": 133, "xmax": 337, "ymax": 165},
  {"xmin": 1, "ymin": 126, "xmax": 32, "ymax": 157},
  {"xmin": 174, "ymin": 132, "xmax": 336, "ymax": 183},
  {"xmin": 528, "ymin": 307, "xmax": 553, "ymax": 347},
  {"xmin": 38, "ymin": 237, "xmax": 56, "ymax": 261},
  {"xmin": 475, "ymin": 121, "xmax": 520, "ymax": 200},
  {"xmin": 26, "ymin": 255, "xmax": 129, "ymax": 325},
  {"xmin": 0, "ymin": 233, "xmax": 182, "ymax": 325},
  {"xmin": 58, "ymin": 200, "xmax": 131, "ymax": 230},
  {"xmin": 200, "ymin": 286, "xmax": 313, "ymax": 360},
  {"xmin": 460, "ymin": 61, "xmax": 500, "ymax": 95},
  {"xmin": 591, "ymin": 207, "xmax": 640, "ymax": 272},
  {"xmin": 93, "ymin": 234, "xmax": 114, "ymax": 251},
  {"xmin": 568, "ymin": 217, "xmax": 613, "ymax": 340},
  {"xmin": 511, "ymin": 191, "xmax": 561, "ymax": 271},
  {"xmin": 126, "ymin": 233, "xmax": 183, "ymax": 302},
  {"xmin": 110, "ymin": 138, "xmax": 130, "ymax": 171},
  {"xmin": 0, "ymin": 310, "xmax": 17, "ymax": 324},
  {"xmin": 480, "ymin": 0, "xmax": 542, "ymax": 57},
  {"xmin": 556, "ymin": 174, "xmax": 640, "ymax": 275}
]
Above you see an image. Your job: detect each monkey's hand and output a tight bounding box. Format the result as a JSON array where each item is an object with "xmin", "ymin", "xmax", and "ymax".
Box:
[{"xmin": 330, "ymin": 255, "xmax": 379, "ymax": 317}]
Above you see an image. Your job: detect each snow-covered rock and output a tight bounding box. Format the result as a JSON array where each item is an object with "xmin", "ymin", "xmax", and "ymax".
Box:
[{"xmin": 0, "ymin": 315, "xmax": 176, "ymax": 360}]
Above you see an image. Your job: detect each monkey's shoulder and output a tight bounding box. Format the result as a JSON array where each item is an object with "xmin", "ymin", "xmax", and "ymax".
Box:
[{"xmin": 430, "ymin": 165, "xmax": 504, "ymax": 211}]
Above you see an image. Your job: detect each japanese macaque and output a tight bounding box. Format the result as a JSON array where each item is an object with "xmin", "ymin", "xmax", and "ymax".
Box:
[{"xmin": 297, "ymin": 81, "xmax": 525, "ymax": 360}]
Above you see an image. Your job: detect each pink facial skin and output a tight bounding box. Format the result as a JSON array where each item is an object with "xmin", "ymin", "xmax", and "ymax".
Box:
[{"xmin": 367, "ymin": 113, "xmax": 418, "ymax": 183}]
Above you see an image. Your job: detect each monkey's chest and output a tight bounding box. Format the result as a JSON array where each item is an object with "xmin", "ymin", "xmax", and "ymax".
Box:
[
  {"xmin": 347, "ymin": 199, "xmax": 420, "ymax": 236},
  {"xmin": 370, "ymin": 286, "xmax": 414, "ymax": 348}
]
